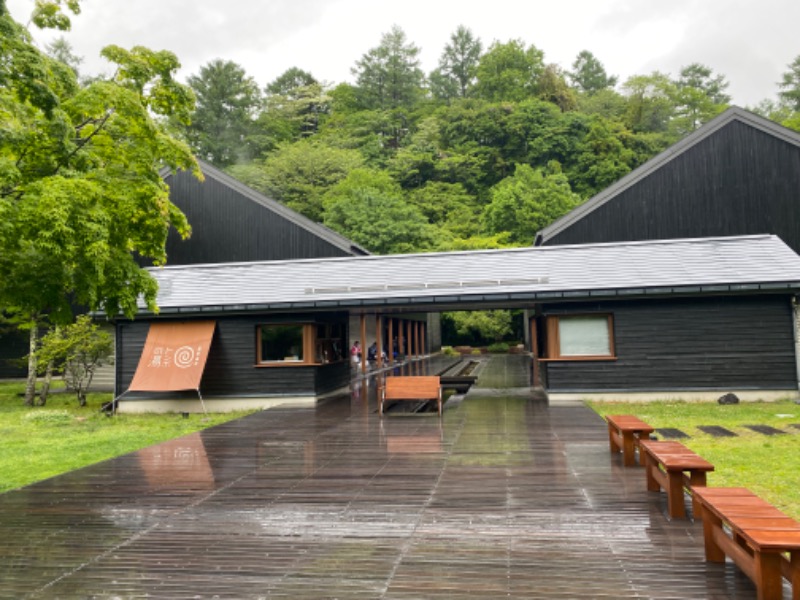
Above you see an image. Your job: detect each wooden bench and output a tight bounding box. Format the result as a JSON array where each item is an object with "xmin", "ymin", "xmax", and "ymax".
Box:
[
  {"xmin": 639, "ymin": 439, "xmax": 714, "ymax": 519},
  {"xmin": 379, "ymin": 376, "xmax": 442, "ymax": 416},
  {"xmin": 693, "ymin": 487, "xmax": 800, "ymax": 600},
  {"xmin": 606, "ymin": 414, "xmax": 655, "ymax": 466}
]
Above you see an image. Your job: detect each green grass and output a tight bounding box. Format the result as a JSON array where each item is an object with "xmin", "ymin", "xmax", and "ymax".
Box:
[
  {"xmin": 0, "ymin": 381, "xmax": 257, "ymax": 493},
  {"xmin": 589, "ymin": 399, "xmax": 800, "ymax": 519}
]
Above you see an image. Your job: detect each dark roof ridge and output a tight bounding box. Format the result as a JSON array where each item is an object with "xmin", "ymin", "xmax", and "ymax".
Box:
[{"xmin": 535, "ymin": 106, "xmax": 800, "ymax": 245}]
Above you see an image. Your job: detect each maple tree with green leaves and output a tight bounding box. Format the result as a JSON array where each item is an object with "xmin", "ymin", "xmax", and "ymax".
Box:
[{"xmin": 0, "ymin": 0, "xmax": 199, "ymax": 404}]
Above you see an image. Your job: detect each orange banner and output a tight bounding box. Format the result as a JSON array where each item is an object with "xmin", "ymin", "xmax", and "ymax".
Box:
[{"xmin": 129, "ymin": 321, "xmax": 216, "ymax": 392}]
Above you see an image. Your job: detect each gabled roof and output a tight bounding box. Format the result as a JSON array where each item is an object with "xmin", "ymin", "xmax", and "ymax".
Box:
[
  {"xmin": 140, "ymin": 235, "xmax": 800, "ymax": 315},
  {"xmin": 162, "ymin": 159, "xmax": 369, "ymax": 256},
  {"xmin": 535, "ymin": 106, "xmax": 800, "ymax": 245}
]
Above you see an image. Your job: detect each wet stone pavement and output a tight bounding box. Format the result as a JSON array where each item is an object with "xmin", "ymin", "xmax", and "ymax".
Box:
[{"xmin": 0, "ymin": 355, "xmax": 764, "ymax": 599}]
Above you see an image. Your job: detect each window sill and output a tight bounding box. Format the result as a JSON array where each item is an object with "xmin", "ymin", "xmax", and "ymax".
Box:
[{"xmin": 254, "ymin": 360, "xmax": 347, "ymax": 368}]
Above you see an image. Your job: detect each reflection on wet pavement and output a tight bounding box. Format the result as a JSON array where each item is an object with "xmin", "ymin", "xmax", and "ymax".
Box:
[{"xmin": 0, "ymin": 356, "xmax": 760, "ymax": 598}]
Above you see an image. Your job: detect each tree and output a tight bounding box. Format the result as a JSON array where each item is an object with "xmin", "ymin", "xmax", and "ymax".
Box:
[
  {"xmin": 185, "ymin": 59, "xmax": 261, "ymax": 166},
  {"xmin": 263, "ymin": 68, "xmax": 329, "ymax": 140},
  {"xmin": 537, "ymin": 64, "xmax": 577, "ymax": 111},
  {"xmin": 322, "ymin": 169, "xmax": 438, "ymax": 253},
  {"xmin": 352, "ymin": 25, "xmax": 425, "ymax": 110},
  {"xmin": 0, "ymin": 1, "xmax": 198, "ymax": 404},
  {"xmin": 566, "ymin": 116, "xmax": 635, "ymax": 197},
  {"xmin": 429, "ymin": 25, "xmax": 482, "ymax": 101},
  {"xmin": 474, "ymin": 39, "xmax": 545, "ymax": 102},
  {"xmin": 569, "ymin": 50, "xmax": 618, "ymax": 95},
  {"xmin": 670, "ymin": 63, "xmax": 730, "ymax": 135},
  {"xmin": 621, "ymin": 72, "xmax": 676, "ymax": 134},
  {"xmin": 407, "ymin": 181, "xmax": 481, "ymax": 238},
  {"xmin": 36, "ymin": 315, "xmax": 113, "ymax": 406},
  {"xmin": 443, "ymin": 310, "xmax": 513, "ymax": 344},
  {"xmin": 778, "ymin": 55, "xmax": 800, "ymax": 111},
  {"xmin": 482, "ymin": 162, "xmax": 580, "ymax": 244},
  {"xmin": 266, "ymin": 67, "xmax": 316, "ymax": 96},
  {"xmin": 242, "ymin": 139, "xmax": 365, "ymax": 221},
  {"xmin": 45, "ymin": 36, "xmax": 82, "ymax": 78}
]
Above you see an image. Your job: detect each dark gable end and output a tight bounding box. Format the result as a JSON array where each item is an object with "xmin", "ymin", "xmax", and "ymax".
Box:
[
  {"xmin": 160, "ymin": 159, "xmax": 369, "ymax": 265},
  {"xmin": 536, "ymin": 107, "xmax": 800, "ymax": 254}
]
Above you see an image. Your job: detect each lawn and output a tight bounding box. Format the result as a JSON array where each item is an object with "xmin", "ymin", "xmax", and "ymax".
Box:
[
  {"xmin": 589, "ymin": 399, "xmax": 800, "ymax": 519},
  {"xmin": 0, "ymin": 381, "xmax": 256, "ymax": 493}
]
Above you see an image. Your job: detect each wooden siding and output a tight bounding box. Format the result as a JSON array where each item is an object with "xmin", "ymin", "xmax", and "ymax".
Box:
[
  {"xmin": 544, "ymin": 121, "xmax": 800, "ymax": 253},
  {"xmin": 116, "ymin": 313, "xmax": 351, "ymax": 399},
  {"xmin": 541, "ymin": 295, "xmax": 796, "ymax": 392},
  {"xmin": 163, "ymin": 170, "xmax": 357, "ymax": 265}
]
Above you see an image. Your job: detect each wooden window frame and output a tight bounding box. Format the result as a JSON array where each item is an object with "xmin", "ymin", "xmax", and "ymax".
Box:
[
  {"xmin": 256, "ymin": 323, "xmax": 316, "ymax": 367},
  {"xmin": 256, "ymin": 323, "xmax": 347, "ymax": 367},
  {"xmin": 540, "ymin": 314, "xmax": 617, "ymax": 362}
]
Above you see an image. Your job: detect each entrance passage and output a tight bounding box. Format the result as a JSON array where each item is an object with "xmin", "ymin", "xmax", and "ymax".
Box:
[{"xmin": 0, "ymin": 355, "xmax": 759, "ymax": 597}]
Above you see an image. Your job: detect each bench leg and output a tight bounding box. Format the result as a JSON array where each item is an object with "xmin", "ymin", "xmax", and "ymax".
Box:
[
  {"xmin": 687, "ymin": 472, "xmax": 707, "ymax": 519},
  {"xmin": 622, "ymin": 432, "xmax": 636, "ymax": 467},
  {"xmin": 643, "ymin": 455, "xmax": 660, "ymax": 492},
  {"xmin": 608, "ymin": 423, "xmax": 620, "ymax": 454},
  {"xmin": 666, "ymin": 471, "xmax": 686, "ymax": 518},
  {"xmin": 754, "ymin": 550, "xmax": 783, "ymax": 600},
  {"xmin": 701, "ymin": 510, "xmax": 726, "ymax": 563},
  {"xmin": 790, "ymin": 551, "xmax": 800, "ymax": 600}
]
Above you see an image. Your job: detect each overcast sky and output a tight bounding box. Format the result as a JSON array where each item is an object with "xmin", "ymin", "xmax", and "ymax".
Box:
[{"xmin": 7, "ymin": 0, "xmax": 800, "ymax": 107}]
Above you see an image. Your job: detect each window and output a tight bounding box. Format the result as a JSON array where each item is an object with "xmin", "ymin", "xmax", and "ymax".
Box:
[
  {"xmin": 315, "ymin": 323, "xmax": 346, "ymax": 364},
  {"xmin": 257, "ymin": 322, "xmax": 347, "ymax": 366},
  {"xmin": 259, "ymin": 324, "xmax": 307, "ymax": 363},
  {"xmin": 544, "ymin": 314, "xmax": 615, "ymax": 360}
]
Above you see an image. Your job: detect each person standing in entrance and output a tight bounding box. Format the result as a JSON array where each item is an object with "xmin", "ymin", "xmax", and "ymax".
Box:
[{"xmin": 350, "ymin": 340, "xmax": 361, "ymax": 364}]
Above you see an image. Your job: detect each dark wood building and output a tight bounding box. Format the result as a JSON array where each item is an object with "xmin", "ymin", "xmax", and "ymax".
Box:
[
  {"xmin": 115, "ymin": 235, "xmax": 800, "ymax": 411},
  {"xmin": 162, "ymin": 160, "xmax": 368, "ymax": 264},
  {"xmin": 536, "ymin": 107, "xmax": 800, "ymax": 254}
]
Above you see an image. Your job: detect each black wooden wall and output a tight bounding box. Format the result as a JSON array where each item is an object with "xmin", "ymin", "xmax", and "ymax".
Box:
[
  {"xmin": 542, "ymin": 121, "xmax": 800, "ymax": 254},
  {"xmin": 541, "ymin": 294, "xmax": 797, "ymax": 392},
  {"xmin": 0, "ymin": 328, "xmax": 27, "ymax": 378},
  {"xmin": 116, "ymin": 312, "xmax": 351, "ymax": 401},
  {"xmin": 162, "ymin": 167, "xmax": 362, "ymax": 265}
]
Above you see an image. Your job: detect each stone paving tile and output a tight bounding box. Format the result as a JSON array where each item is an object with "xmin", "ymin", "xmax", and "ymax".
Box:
[
  {"xmin": 744, "ymin": 424, "xmax": 787, "ymax": 435},
  {"xmin": 698, "ymin": 425, "xmax": 738, "ymax": 437},
  {"xmin": 0, "ymin": 355, "xmax": 776, "ymax": 599}
]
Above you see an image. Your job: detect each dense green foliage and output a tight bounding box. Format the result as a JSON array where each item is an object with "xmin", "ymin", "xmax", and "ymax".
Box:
[
  {"xmin": 174, "ymin": 24, "xmax": 768, "ymax": 255},
  {"xmin": 589, "ymin": 400, "xmax": 800, "ymax": 519},
  {"xmin": 0, "ymin": 1, "xmax": 199, "ymax": 403}
]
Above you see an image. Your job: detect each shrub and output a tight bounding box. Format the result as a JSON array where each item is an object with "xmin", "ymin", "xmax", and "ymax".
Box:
[
  {"xmin": 441, "ymin": 346, "xmax": 460, "ymax": 357},
  {"xmin": 487, "ymin": 342, "xmax": 510, "ymax": 353}
]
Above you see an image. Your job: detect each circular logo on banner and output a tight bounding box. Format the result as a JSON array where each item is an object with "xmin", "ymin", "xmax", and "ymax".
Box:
[{"xmin": 174, "ymin": 346, "xmax": 197, "ymax": 369}]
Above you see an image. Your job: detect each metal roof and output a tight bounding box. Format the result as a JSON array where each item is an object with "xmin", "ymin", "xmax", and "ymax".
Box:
[
  {"xmin": 162, "ymin": 159, "xmax": 370, "ymax": 256},
  {"xmin": 535, "ymin": 106, "xmax": 800, "ymax": 245},
  {"xmin": 139, "ymin": 235, "xmax": 800, "ymax": 315}
]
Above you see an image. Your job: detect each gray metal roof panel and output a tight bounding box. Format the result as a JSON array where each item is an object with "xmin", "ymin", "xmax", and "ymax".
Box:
[
  {"xmin": 536, "ymin": 107, "xmax": 800, "ymax": 244},
  {"xmin": 139, "ymin": 235, "xmax": 800, "ymax": 313}
]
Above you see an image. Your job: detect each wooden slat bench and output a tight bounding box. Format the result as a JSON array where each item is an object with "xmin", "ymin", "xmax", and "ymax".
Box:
[
  {"xmin": 379, "ymin": 376, "xmax": 442, "ymax": 416},
  {"xmin": 606, "ymin": 414, "xmax": 655, "ymax": 466},
  {"xmin": 639, "ymin": 439, "xmax": 714, "ymax": 519},
  {"xmin": 693, "ymin": 487, "xmax": 800, "ymax": 600}
]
